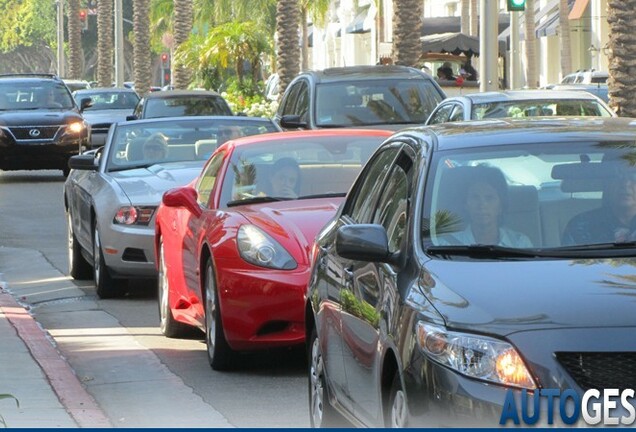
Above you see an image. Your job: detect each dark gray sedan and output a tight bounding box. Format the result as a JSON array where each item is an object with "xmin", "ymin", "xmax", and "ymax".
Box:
[
  {"xmin": 64, "ymin": 116, "xmax": 280, "ymax": 298},
  {"xmin": 306, "ymin": 117, "xmax": 636, "ymax": 427}
]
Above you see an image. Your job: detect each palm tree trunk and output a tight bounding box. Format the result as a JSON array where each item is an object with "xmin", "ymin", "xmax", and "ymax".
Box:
[
  {"xmin": 558, "ymin": 0, "xmax": 572, "ymax": 78},
  {"xmin": 133, "ymin": 0, "xmax": 152, "ymax": 95},
  {"xmin": 391, "ymin": 0, "xmax": 423, "ymax": 66},
  {"xmin": 276, "ymin": 0, "xmax": 300, "ymax": 100},
  {"xmin": 67, "ymin": 0, "xmax": 83, "ymax": 78},
  {"xmin": 470, "ymin": 0, "xmax": 478, "ymax": 36},
  {"xmin": 607, "ymin": 0, "xmax": 636, "ymax": 116},
  {"xmin": 461, "ymin": 0, "xmax": 469, "ymax": 34},
  {"xmin": 301, "ymin": 7, "xmax": 309, "ymax": 71},
  {"xmin": 97, "ymin": 0, "xmax": 113, "ymax": 87},
  {"xmin": 173, "ymin": 0, "xmax": 193, "ymax": 89},
  {"xmin": 524, "ymin": 0, "xmax": 538, "ymax": 88}
]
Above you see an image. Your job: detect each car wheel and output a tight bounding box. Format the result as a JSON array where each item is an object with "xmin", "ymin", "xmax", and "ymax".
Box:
[
  {"xmin": 204, "ymin": 257, "xmax": 233, "ymax": 371},
  {"xmin": 386, "ymin": 374, "xmax": 409, "ymax": 428},
  {"xmin": 308, "ymin": 325, "xmax": 341, "ymax": 427},
  {"xmin": 61, "ymin": 166, "xmax": 70, "ymax": 178},
  {"xmin": 67, "ymin": 212, "xmax": 92, "ymax": 280},
  {"xmin": 93, "ymin": 225, "xmax": 126, "ymax": 299},
  {"xmin": 157, "ymin": 239, "xmax": 190, "ymax": 338}
]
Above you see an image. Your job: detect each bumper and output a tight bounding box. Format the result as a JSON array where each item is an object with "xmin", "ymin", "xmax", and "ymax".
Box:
[
  {"xmin": 217, "ymin": 262, "xmax": 309, "ymax": 350},
  {"xmin": 0, "ymin": 135, "xmax": 85, "ymax": 171},
  {"xmin": 101, "ymin": 222, "xmax": 157, "ymax": 279}
]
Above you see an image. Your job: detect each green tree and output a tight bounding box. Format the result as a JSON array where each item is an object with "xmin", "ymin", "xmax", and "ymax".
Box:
[
  {"xmin": 276, "ymin": 0, "xmax": 300, "ymax": 99},
  {"xmin": 607, "ymin": 0, "xmax": 636, "ymax": 117},
  {"xmin": 97, "ymin": 0, "xmax": 113, "ymax": 86},
  {"xmin": 391, "ymin": 0, "xmax": 423, "ymax": 66},
  {"xmin": 133, "ymin": 0, "xmax": 152, "ymax": 95},
  {"xmin": 172, "ymin": 0, "xmax": 193, "ymax": 88}
]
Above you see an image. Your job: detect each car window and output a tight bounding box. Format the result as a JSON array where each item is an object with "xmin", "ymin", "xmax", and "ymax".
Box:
[
  {"xmin": 281, "ymin": 82, "xmax": 303, "ymax": 116},
  {"xmin": 76, "ymin": 91, "xmax": 140, "ymax": 110},
  {"xmin": 295, "ymin": 81, "xmax": 310, "ymax": 122},
  {"xmin": 0, "ymin": 81, "xmax": 74, "ymax": 110},
  {"xmin": 372, "ymin": 152, "xmax": 413, "ymax": 253},
  {"xmin": 448, "ymin": 104, "xmax": 464, "ymax": 122},
  {"xmin": 196, "ymin": 153, "xmax": 225, "ymax": 207},
  {"xmin": 343, "ymin": 146, "xmax": 400, "ymax": 223},
  {"xmin": 471, "ymin": 100, "xmax": 613, "ymax": 119},
  {"xmin": 427, "ymin": 104, "xmax": 454, "ymax": 125},
  {"xmin": 143, "ymin": 96, "xmax": 232, "ymax": 118}
]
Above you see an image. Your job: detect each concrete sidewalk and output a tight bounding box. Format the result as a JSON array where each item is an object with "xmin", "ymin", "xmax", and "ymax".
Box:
[{"xmin": 0, "ymin": 279, "xmax": 111, "ymax": 428}]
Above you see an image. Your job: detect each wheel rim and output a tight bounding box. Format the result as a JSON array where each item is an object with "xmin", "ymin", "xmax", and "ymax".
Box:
[
  {"xmin": 310, "ymin": 336, "xmax": 325, "ymax": 426},
  {"xmin": 93, "ymin": 227, "xmax": 101, "ymax": 283},
  {"xmin": 391, "ymin": 387, "xmax": 408, "ymax": 428},
  {"xmin": 158, "ymin": 241, "xmax": 169, "ymax": 330},
  {"xmin": 205, "ymin": 263, "xmax": 216, "ymax": 360}
]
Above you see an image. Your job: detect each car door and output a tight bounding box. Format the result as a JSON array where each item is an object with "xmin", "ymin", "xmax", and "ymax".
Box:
[
  {"xmin": 341, "ymin": 146, "xmax": 415, "ymax": 425},
  {"xmin": 320, "ymin": 145, "xmax": 402, "ymax": 415},
  {"xmin": 275, "ymin": 79, "xmax": 308, "ymax": 129}
]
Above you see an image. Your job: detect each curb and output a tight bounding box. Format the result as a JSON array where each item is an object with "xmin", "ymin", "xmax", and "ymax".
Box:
[{"xmin": 0, "ymin": 286, "xmax": 112, "ymax": 428}]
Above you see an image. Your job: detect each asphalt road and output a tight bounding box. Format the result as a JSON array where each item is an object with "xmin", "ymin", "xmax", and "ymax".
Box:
[{"xmin": 0, "ymin": 169, "xmax": 310, "ymax": 428}]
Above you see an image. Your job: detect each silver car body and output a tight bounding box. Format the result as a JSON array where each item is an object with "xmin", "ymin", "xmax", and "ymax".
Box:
[{"xmin": 64, "ymin": 116, "xmax": 281, "ymax": 296}]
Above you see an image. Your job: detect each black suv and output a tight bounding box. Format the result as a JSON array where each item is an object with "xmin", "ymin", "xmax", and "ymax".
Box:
[
  {"xmin": 274, "ymin": 65, "xmax": 447, "ymax": 131},
  {"xmin": 0, "ymin": 74, "xmax": 89, "ymax": 176}
]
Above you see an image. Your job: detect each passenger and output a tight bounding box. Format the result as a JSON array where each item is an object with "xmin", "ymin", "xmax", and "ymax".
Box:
[
  {"xmin": 261, "ymin": 157, "xmax": 301, "ymax": 199},
  {"xmin": 562, "ymin": 162, "xmax": 636, "ymax": 244},
  {"xmin": 42, "ymin": 88, "xmax": 63, "ymax": 108},
  {"xmin": 440, "ymin": 166, "xmax": 532, "ymax": 247},
  {"xmin": 143, "ymin": 133, "xmax": 168, "ymax": 162}
]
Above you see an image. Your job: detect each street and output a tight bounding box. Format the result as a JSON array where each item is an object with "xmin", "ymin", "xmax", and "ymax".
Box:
[{"xmin": 0, "ymin": 169, "xmax": 309, "ymax": 428}]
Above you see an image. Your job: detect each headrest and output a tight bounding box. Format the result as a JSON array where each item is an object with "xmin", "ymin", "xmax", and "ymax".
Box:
[{"xmin": 195, "ymin": 139, "xmax": 217, "ymax": 160}]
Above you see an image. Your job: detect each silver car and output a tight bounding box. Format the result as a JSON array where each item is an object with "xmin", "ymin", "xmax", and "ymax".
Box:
[{"xmin": 64, "ymin": 116, "xmax": 280, "ymax": 298}]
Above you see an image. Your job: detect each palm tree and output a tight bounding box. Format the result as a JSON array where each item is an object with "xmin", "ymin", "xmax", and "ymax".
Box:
[
  {"xmin": 460, "ymin": 0, "xmax": 469, "ymax": 34},
  {"xmin": 172, "ymin": 0, "xmax": 193, "ymax": 89},
  {"xmin": 391, "ymin": 0, "xmax": 423, "ymax": 66},
  {"xmin": 133, "ymin": 0, "xmax": 152, "ymax": 95},
  {"xmin": 97, "ymin": 0, "xmax": 113, "ymax": 87},
  {"xmin": 523, "ymin": 0, "xmax": 538, "ymax": 88},
  {"xmin": 67, "ymin": 0, "xmax": 82, "ymax": 78},
  {"xmin": 558, "ymin": 0, "xmax": 572, "ymax": 79},
  {"xmin": 606, "ymin": 0, "xmax": 636, "ymax": 117},
  {"xmin": 276, "ymin": 0, "xmax": 300, "ymax": 99},
  {"xmin": 470, "ymin": 0, "xmax": 478, "ymax": 36}
]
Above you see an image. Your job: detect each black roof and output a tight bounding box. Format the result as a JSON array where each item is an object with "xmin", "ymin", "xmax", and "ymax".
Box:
[
  {"xmin": 0, "ymin": 73, "xmax": 63, "ymax": 83},
  {"xmin": 301, "ymin": 65, "xmax": 429, "ymax": 84}
]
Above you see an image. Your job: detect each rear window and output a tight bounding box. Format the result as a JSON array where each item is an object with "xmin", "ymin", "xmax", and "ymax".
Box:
[{"xmin": 144, "ymin": 95, "xmax": 232, "ymax": 118}]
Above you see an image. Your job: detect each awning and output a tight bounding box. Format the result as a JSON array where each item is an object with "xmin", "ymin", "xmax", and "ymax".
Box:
[
  {"xmin": 423, "ymin": 14, "xmax": 510, "ymax": 38},
  {"xmin": 346, "ymin": 5, "xmax": 373, "ymax": 34},
  {"xmin": 568, "ymin": 0, "xmax": 590, "ymax": 20},
  {"xmin": 420, "ymin": 32, "xmax": 507, "ymax": 57},
  {"xmin": 536, "ymin": 10, "xmax": 560, "ymax": 37}
]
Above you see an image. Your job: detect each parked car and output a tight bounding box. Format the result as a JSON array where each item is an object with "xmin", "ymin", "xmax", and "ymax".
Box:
[
  {"xmin": 273, "ymin": 65, "xmax": 446, "ymax": 131},
  {"xmin": 425, "ymin": 90, "xmax": 614, "ymax": 125},
  {"xmin": 306, "ymin": 117, "xmax": 636, "ymax": 427},
  {"xmin": 0, "ymin": 73, "xmax": 89, "ymax": 176},
  {"xmin": 549, "ymin": 83, "xmax": 609, "ymax": 103},
  {"xmin": 73, "ymin": 88, "xmax": 140, "ymax": 147},
  {"xmin": 63, "ymin": 79, "xmax": 91, "ymax": 92},
  {"xmin": 155, "ymin": 129, "xmax": 393, "ymax": 370},
  {"xmin": 560, "ymin": 69, "xmax": 608, "ymax": 85},
  {"xmin": 64, "ymin": 116, "xmax": 279, "ymax": 299},
  {"xmin": 129, "ymin": 90, "xmax": 233, "ymax": 120}
]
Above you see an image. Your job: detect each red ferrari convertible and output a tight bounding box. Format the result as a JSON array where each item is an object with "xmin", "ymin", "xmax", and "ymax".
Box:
[{"xmin": 154, "ymin": 129, "xmax": 392, "ymax": 370}]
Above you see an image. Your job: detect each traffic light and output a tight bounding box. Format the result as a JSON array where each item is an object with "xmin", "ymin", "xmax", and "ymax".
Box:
[
  {"xmin": 507, "ymin": 0, "xmax": 526, "ymax": 11},
  {"xmin": 161, "ymin": 53, "xmax": 170, "ymax": 70},
  {"xmin": 79, "ymin": 9, "xmax": 88, "ymax": 31},
  {"xmin": 163, "ymin": 70, "xmax": 171, "ymax": 86}
]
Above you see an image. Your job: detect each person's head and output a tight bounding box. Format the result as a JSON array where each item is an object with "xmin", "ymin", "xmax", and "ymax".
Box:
[
  {"xmin": 217, "ymin": 126, "xmax": 242, "ymax": 146},
  {"xmin": 143, "ymin": 133, "xmax": 168, "ymax": 161},
  {"xmin": 603, "ymin": 162, "xmax": 636, "ymax": 219},
  {"xmin": 269, "ymin": 157, "xmax": 300, "ymax": 198},
  {"xmin": 463, "ymin": 167, "xmax": 508, "ymax": 228}
]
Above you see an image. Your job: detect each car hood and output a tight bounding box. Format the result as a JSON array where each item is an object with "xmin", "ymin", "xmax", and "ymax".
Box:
[
  {"xmin": 82, "ymin": 109, "xmax": 132, "ymax": 125},
  {"xmin": 420, "ymin": 257, "xmax": 636, "ymax": 335},
  {"xmin": 238, "ymin": 198, "xmax": 343, "ymax": 265},
  {"xmin": 110, "ymin": 161, "xmax": 204, "ymax": 205},
  {"xmin": 0, "ymin": 109, "xmax": 82, "ymax": 126}
]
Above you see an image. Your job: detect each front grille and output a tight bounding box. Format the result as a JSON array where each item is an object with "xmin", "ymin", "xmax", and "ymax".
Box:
[
  {"xmin": 121, "ymin": 248, "xmax": 147, "ymax": 262},
  {"xmin": 556, "ymin": 352, "xmax": 636, "ymax": 391},
  {"xmin": 9, "ymin": 125, "xmax": 62, "ymax": 141}
]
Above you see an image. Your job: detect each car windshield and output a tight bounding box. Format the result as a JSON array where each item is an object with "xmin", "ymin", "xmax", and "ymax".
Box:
[
  {"xmin": 0, "ymin": 82, "xmax": 74, "ymax": 110},
  {"xmin": 471, "ymin": 99, "xmax": 613, "ymax": 119},
  {"xmin": 105, "ymin": 118, "xmax": 278, "ymax": 172},
  {"xmin": 75, "ymin": 91, "xmax": 139, "ymax": 110},
  {"xmin": 314, "ymin": 79, "xmax": 443, "ymax": 127},
  {"xmin": 144, "ymin": 95, "xmax": 232, "ymax": 118},
  {"xmin": 422, "ymin": 140, "xmax": 636, "ymax": 252},
  {"xmin": 220, "ymin": 135, "xmax": 387, "ymax": 207}
]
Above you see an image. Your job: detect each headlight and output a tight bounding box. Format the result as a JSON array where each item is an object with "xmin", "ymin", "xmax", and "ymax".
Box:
[
  {"xmin": 67, "ymin": 121, "xmax": 86, "ymax": 134},
  {"xmin": 237, "ymin": 225, "xmax": 297, "ymax": 270},
  {"xmin": 113, "ymin": 206, "xmax": 156, "ymax": 225},
  {"xmin": 416, "ymin": 322, "xmax": 536, "ymax": 390}
]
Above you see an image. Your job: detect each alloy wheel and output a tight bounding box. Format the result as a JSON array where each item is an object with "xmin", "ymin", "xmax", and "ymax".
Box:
[{"xmin": 309, "ymin": 333, "xmax": 325, "ymax": 426}]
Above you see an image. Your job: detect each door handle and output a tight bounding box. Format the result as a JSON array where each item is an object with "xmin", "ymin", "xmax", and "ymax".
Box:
[{"xmin": 343, "ymin": 266, "xmax": 354, "ymax": 286}]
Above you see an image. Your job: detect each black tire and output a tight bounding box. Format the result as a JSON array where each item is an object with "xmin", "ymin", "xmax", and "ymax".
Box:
[
  {"xmin": 61, "ymin": 167, "xmax": 70, "ymax": 178},
  {"xmin": 157, "ymin": 239, "xmax": 191, "ymax": 338},
  {"xmin": 204, "ymin": 257, "xmax": 234, "ymax": 370},
  {"xmin": 67, "ymin": 212, "xmax": 92, "ymax": 280},
  {"xmin": 93, "ymin": 225, "xmax": 126, "ymax": 299},
  {"xmin": 385, "ymin": 373, "xmax": 409, "ymax": 428},
  {"xmin": 308, "ymin": 325, "xmax": 341, "ymax": 428}
]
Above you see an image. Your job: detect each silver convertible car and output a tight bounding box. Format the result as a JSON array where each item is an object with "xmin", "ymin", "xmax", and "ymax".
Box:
[{"xmin": 64, "ymin": 116, "xmax": 280, "ymax": 298}]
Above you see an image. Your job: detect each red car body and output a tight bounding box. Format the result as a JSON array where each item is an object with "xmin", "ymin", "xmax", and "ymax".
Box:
[{"xmin": 154, "ymin": 129, "xmax": 392, "ymax": 369}]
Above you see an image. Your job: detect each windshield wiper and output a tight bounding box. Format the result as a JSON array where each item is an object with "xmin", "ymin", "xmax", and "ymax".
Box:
[
  {"xmin": 426, "ymin": 244, "xmax": 543, "ymax": 259},
  {"xmin": 108, "ymin": 163, "xmax": 154, "ymax": 172},
  {"xmin": 551, "ymin": 242, "xmax": 636, "ymax": 253},
  {"xmin": 226, "ymin": 196, "xmax": 286, "ymax": 207}
]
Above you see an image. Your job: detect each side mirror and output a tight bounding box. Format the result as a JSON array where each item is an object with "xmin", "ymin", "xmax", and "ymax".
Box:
[
  {"xmin": 335, "ymin": 224, "xmax": 396, "ymax": 264},
  {"xmin": 162, "ymin": 186, "xmax": 202, "ymax": 218},
  {"xmin": 280, "ymin": 114, "xmax": 308, "ymax": 130},
  {"xmin": 80, "ymin": 97, "xmax": 93, "ymax": 112},
  {"xmin": 68, "ymin": 154, "xmax": 98, "ymax": 171},
  {"xmin": 126, "ymin": 114, "xmax": 138, "ymax": 121}
]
